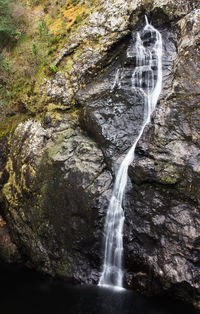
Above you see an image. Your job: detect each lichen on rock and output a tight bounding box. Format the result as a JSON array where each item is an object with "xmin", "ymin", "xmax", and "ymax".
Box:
[
  {"xmin": 0, "ymin": 0, "xmax": 200, "ymax": 309},
  {"xmin": 2, "ymin": 115, "xmax": 111, "ymax": 282}
]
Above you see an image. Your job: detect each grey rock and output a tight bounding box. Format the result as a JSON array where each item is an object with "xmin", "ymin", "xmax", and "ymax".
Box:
[
  {"xmin": 46, "ymin": 72, "xmax": 74, "ymax": 107},
  {"xmin": 2, "ymin": 116, "xmax": 112, "ymax": 282},
  {"xmin": 125, "ymin": 8, "xmax": 200, "ymax": 306},
  {"xmin": 54, "ymin": 42, "xmax": 81, "ymax": 67},
  {"xmin": 1, "ymin": 0, "xmax": 200, "ymax": 309}
]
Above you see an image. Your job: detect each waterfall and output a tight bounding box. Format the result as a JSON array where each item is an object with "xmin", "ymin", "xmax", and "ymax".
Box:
[{"xmin": 98, "ymin": 17, "xmax": 163, "ymax": 290}]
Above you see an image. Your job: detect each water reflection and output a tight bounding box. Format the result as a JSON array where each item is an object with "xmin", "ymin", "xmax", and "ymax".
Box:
[{"xmin": 0, "ymin": 262, "xmax": 198, "ymax": 314}]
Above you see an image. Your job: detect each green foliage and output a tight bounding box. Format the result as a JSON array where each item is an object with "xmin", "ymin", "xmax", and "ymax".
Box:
[
  {"xmin": 38, "ymin": 20, "xmax": 51, "ymax": 45},
  {"xmin": 49, "ymin": 35, "xmax": 59, "ymax": 45},
  {"xmin": 1, "ymin": 57, "xmax": 10, "ymax": 71},
  {"xmin": 0, "ymin": 54, "xmax": 11, "ymax": 119},
  {"xmin": 0, "ymin": 85, "xmax": 11, "ymax": 121},
  {"xmin": 0, "ymin": 0, "xmax": 17, "ymax": 48},
  {"xmin": 31, "ymin": 20, "xmax": 55, "ymax": 69},
  {"xmin": 69, "ymin": 0, "xmax": 79, "ymax": 5},
  {"xmin": 32, "ymin": 42, "xmax": 38, "ymax": 56},
  {"xmin": 49, "ymin": 64, "xmax": 57, "ymax": 73},
  {"xmin": 75, "ymin": 14, "xmax": 82, "ymax": 23},
  {"xmin": 0, "ymin": 114, "xmax": 26, "ymax": 138}
]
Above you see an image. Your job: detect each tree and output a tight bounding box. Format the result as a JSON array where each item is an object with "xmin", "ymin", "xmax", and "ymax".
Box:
[{"xmin": 0, "ymin": 0, "xmax": 17, "ymax": 49}]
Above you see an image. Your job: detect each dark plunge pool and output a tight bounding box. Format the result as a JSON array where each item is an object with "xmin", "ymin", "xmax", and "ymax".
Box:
[{"xmin": 0, "ymin": 262, "xmax": 199, "ymax": 314}]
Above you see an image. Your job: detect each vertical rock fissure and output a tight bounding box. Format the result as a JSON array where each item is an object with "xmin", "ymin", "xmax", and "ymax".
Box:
[{"xmin": 98, "ymin": 17, "xmax": 163, "ymax": 290}]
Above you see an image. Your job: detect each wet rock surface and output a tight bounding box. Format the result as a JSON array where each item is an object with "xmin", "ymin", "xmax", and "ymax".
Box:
[
  {"xmin": 1, "ymin": 0, "xmax": 200, "ymax": 309},
  {"xmin": 124, "ymin": 7, "xmax": 200, "ymax": 307}
]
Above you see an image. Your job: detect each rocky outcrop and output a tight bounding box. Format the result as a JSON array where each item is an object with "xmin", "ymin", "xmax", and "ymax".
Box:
[
  {"xmin": 0, "ymin": 135, "xmax": 20, "ymax": 262},
  {"xmin": 1, "ymin": 0, "xmax": 200, "ymax": 309},
  {"xmin": 2, "ymin": 116, "xmax": 111, "ymax": 282}
]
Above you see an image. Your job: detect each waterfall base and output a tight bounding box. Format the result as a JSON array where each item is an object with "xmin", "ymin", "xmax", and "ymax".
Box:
[{"xmin": 98, "ymin": 283, "xmax": 126, "ymax": 292}]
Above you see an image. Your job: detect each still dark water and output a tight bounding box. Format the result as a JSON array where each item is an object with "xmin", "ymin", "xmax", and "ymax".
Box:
[{"xmin": 0, "ymin": 262, "xmax": 199, "ymax": 314}]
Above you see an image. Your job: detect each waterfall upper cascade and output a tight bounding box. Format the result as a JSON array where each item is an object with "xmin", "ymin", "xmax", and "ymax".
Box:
[{"xmin": 98, "ymin": 17, "xmax": 163, "ymax": 290}]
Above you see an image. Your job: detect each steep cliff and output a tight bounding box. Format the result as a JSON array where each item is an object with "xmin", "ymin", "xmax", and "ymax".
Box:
[{"xmin": 0, "ymin": 0, "xmax": 200, "ymax": 309}]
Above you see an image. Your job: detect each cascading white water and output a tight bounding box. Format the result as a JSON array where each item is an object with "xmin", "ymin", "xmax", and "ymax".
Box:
[{"xmin": 98, "ymin": 17, "xmax": 163, "ymax": 290}]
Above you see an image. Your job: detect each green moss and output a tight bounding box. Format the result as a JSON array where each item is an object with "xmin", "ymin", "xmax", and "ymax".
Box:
[
  {"xmin": 2, "ymin": 181, "xmax": 10, "ymax": 198},
  {"xmin": 56, "ymin": 259, "xmax": 71, "ymax": 276},
  {"xmin": 0, "ymin": 114, "xmax": 27, "ymax": 138},
  {"xmin": 160, "ymin": 139, "xmax": 167, "ymax": 146},
  {"xmin": 63, "ymin": 57, "xmax": 74, "ymax": 72},
  {"xmin": 49, "ymin": 64, "xmax": 57, "ymax": 73},
  {"xmin": 73, "ymin": 48, "xmax": 84, "ymax": 61},
  {"xmin": 68, "ymin": 0, "xmax": 79, "ymax": 5},
  {"xmin": 155, "ymin": 163, "xmax": 162, "ymax": 172},
  {"xmin": 160, "ymin": 173, "xmax": 178, "ymax": 184},
  {"xmin": 48, "ymin": 143, "xmax": 65, "ymax": 160},
  {"xmin": 75, "ymin": 14, "xmax": 82, "ymax": 23}
]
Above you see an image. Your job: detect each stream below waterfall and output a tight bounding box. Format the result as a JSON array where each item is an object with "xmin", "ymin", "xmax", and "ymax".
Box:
[{"xmin": 0, "ymin": 262, "xmax": 199, "ymax": 314}]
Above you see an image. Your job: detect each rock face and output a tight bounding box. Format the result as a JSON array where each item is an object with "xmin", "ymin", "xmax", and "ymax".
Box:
[
  {"xmin": 2, "ymin": 117, "xmax": 112, "ymax": 282},
  {"xmin": 0, "ymin": 135, "xmax": 20, "ymax": 262},
  {"xmin": 0, "ymin": 215, "xmax": 20, "ymax": 262},
  {"xmin": 124, "ymin": 8, "xmax": 200, "ymax": 305},
  {"xmin": 1, "ymin": 0, "xmax": 200, "ymax": 309}
]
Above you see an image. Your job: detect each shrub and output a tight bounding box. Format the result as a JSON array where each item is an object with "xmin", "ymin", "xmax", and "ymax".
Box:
[
  {"xmin": 1, "ymin": 58, "xmax": 10, "ymax": 71},
  {"xmin": 49, "ymin": 64, "xmax": 57, "ymax": 73},
  {"xmin": 75, "ymin": 14, "xmax": 82, "ymax": 23},
  {"xmin": 0, "ymin": 0, "xmax": 17, "ymax": 48},
  {"xmin": 38, "ymin": 20, "xmax": 50, "ymax": 41},
  {"xmin": 32, "ymin": 42, "xmax": 38, "ymax": 57}
]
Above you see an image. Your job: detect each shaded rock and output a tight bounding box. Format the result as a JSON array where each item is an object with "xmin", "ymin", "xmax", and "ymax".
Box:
[
  {"xmin": 77, "ymin": 22, "xmax": 176, "ymax": 170},
  {"xmin": 0, "ymin": 215, "xmax": 20, "ymax": 262},
  {"xmin": 0, "ymin": 135, "xmax": 9, "ymax": 189},
  {"xmin": 2, "ymin": 116, "xmax": 112, "ymax": 282},
  {"xmin": 124, "ymin": 8, "xmax": 200, "ymax": 307},
  {"xmin": 0, "ymin": 135, "xmax": 20, "ymax": 263}
]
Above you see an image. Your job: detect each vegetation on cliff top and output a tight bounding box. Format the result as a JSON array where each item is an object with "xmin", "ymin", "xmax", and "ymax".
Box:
[{"xmin": 0, "ymin": 0, "xmax": 97, "ymax": 137}]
